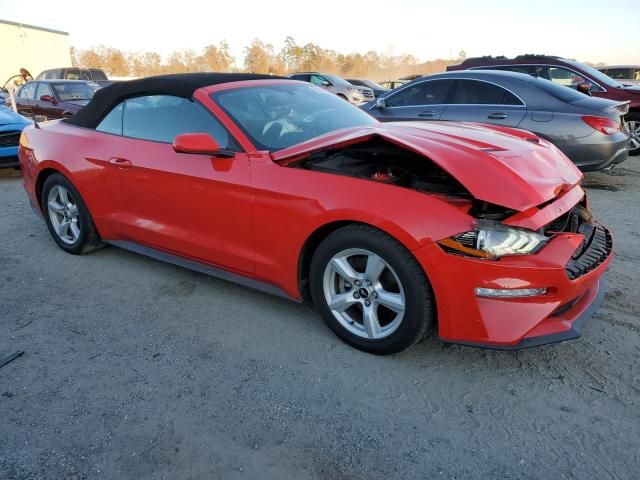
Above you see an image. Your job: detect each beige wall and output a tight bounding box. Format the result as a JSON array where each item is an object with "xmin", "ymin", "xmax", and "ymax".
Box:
[{"xmin": 0, "ymin": 21, "xmax": 71, "ymax": 88}]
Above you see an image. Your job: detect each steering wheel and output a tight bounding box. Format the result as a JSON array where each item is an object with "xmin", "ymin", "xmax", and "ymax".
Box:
[{"xmin": 304, "ymin": 109, "xmax": 334, "ymax": 138}]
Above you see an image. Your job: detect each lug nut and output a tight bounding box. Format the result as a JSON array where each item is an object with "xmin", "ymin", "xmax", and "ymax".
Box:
[
  {"xmin": 354, "ymin": 292, "xmax": 360, "ymax": 299},
  {"xmin": 354, "ymin": 280, "xmax": 361, "ymax": 286},
  {"xmin": 366, "ymin": 280, "xmax": 372, "ymax": 286},
  {"xmin": 364, "ymin": 300, "xmax": 371, "ymax": 307},
  {"xmin": 344, "ymin": 282, "xmax": 352, "ymax": 290},
  {"xmin": 372, "ymin": 292, "xmax": 378, "ymax": 298}
]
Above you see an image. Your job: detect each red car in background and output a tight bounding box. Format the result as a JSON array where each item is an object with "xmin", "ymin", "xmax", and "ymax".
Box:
[
  {"xmin": 8, "ymin": 80, "xmax": 99, "ymax": 121},
  {"xmin": 447, "ymin": 55, "xmax": 640, "ymax": 155},
  {"xmin": 18, "ymin": 73, "xmax": 612, "ymax": 354}
]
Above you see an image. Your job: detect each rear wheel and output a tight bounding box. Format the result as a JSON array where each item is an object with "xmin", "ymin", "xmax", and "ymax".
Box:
[
  {"xmin": 309, "ymin": 225, "xmax": 433, "ymax": 355},
  {"xmin": 627, "ymin": 113, "xmax": 640, "ymax": 156},
  {"xmin": 41, "ymin": 173, "xmax": 103, "ymax": 254}
]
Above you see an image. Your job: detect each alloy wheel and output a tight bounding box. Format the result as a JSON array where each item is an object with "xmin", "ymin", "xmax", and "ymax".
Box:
[
  {"xmin": 322, "ymin": 248, "xmax": 406, "ymax": 340},
  {"xmin": 47, "ymin": 185, "xmax": 81, "ymax": 245}
]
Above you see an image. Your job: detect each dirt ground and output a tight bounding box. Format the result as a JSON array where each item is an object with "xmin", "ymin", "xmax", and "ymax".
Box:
[{"xmin": 1, "ymin": 160, "xmax": 639, "ymax": 480}]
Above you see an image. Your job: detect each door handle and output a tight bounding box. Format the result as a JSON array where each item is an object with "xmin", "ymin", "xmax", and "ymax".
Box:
[
  {"xmin": 417, "ymin": 110, "xmax": 436, "ymax": 118},
  {"xmin": 487, "ymin": 112, "xmax": 508, "ymax": 120},
  {"xmin": 109, "ymin": 157, "xmax": 132, "ymax": 169}
]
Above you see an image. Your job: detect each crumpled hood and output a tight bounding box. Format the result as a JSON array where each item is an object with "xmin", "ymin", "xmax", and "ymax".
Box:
[{"xmin": 272, "ymin": 121, "xmax": 582, "ymax": 211}]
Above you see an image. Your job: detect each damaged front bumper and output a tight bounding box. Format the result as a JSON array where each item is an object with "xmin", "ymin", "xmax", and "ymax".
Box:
[{"xmin": 415, "ymin": 221, "xmax": 612, "ymax": 350}]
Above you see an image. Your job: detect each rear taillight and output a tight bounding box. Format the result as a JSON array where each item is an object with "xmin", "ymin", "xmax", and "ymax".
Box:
[{"xmin": 581, "ymin": 115, "xmax": 621, "ymax": 135}]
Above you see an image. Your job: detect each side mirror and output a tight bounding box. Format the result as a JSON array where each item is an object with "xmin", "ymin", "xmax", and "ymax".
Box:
[
  {"xmin": 375, "ymin": 97, "xmax": 387, "ymax": 110},
  {"xmin": 40, "ymin": 95, "xmax": 54, "ymax": 102},
  {"xmin": 321, "ymin": 80, "xmax": 331, "ymax": 87},
  {"xmin": 577, "ymin": 82, "xmax": 592, "ymax": 96},
  {"xmin": 172, "ymin": 133, "xmax": 234, "ymax": 157}
]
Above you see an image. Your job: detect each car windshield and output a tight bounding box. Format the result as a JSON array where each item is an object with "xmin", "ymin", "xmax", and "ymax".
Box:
[
  {"xmin": 360, "ymin": 79, "xmax": 386, "ymax": 90},
  {"xmin": 213, "ymin": 84, "xmax": 377, "ymax": 151},
  {"xmin": 323, "ymin": 74, "xmax": 351, "ymax": 86},
  {"xmin": 53, "ymin": 83, "xmax": 95, "ymax": 101},
  {"xmin": 564, "ymin": 59, "xmax": 624, "ymax": 88}
]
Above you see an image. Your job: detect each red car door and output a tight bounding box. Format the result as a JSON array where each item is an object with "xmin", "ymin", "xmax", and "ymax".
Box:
[{"xmin": 96, "ymin": 95, "xmax": 254, "ymax": 274}]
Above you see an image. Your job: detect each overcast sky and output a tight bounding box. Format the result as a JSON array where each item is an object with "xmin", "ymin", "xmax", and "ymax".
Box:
[{"xmin": 1, "ymin": 0, "xmax": 638, "ymax": 65}]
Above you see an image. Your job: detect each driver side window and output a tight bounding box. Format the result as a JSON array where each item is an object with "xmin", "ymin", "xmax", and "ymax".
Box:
[{"xmin": 96, "ymin": 96, "xmax": 239, "ymax": 151}]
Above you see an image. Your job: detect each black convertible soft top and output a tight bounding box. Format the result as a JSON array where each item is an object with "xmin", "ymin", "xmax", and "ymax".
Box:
[{"xmin": 64, "ymin": 73, "xmax": 288, "ymax": 129}]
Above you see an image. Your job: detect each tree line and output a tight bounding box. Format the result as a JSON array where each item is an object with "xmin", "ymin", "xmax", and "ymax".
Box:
[{"xmin": 71, "ymin": 37, "xmax": 466, "ymax": 81}]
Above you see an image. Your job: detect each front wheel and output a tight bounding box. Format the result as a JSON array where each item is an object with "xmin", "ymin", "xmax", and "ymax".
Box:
[
  {"xmin": 41, "ymin": 173, "xmax": 103, "ymax": 254},
  {"xmin": 627, "ymin": 113, "xmax": 640, "ymax": 156},
  {"xmin": 310, "ymin": 225, "xmax": 434, "ymax": 355}
]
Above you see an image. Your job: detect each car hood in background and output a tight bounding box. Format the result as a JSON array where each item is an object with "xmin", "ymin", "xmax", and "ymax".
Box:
[
  {"xmin": 272, "ymin": 121, "xmax": 582, "ymax": 212},
  {"xmin": 0, "ymin": 106, "xmax": 30, "ymax": 126}
]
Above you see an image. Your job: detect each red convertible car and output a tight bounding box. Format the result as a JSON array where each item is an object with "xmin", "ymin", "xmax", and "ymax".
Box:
[{"xmin": 18, "ymin": 73, "xmax": 612, "ymax": 354}]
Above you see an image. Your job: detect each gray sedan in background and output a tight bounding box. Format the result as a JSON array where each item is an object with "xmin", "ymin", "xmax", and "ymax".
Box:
[{"xmin": 363, "ymin": 70, "xmax": 630, "ymax": 171}]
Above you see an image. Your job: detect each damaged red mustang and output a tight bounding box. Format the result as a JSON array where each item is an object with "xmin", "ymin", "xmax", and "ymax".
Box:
[{"xmin": 18, "ymin": 73, "xmax": 612, "ymax": 354}]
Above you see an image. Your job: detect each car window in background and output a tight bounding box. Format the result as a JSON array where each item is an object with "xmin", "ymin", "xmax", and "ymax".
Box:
[
  {"xmin": 290, "ymin": 74, "xmax": 310, "ymax": 82},
  {"xmin": 36, "ymin": 83, "xmax": 54, "ymax": 99},
  {"xmin": 386, "ymin": 80, "xmax": 452, "ymax": 107},
  {"xmin": 310, "ymin": 75, "xmax": 328, "ymax": 86},
  {"xmin": 605, "ymin": 68, "xmax": 632, "ymax": 80},
  {"xmin": 96, "ymin": 103, "xmax": 124, "ymax": 135},
  {"xmin": 213, "ymin": 84, "xmax": 376, "ymax": 151},
  {"xmin": 122, "ymin": 95, "xmax": 235, "ymax": 148},
  {"xmin": 347, "ymin": 79, "xmax": 365, "ymax": 87},
  {"xmin": 90, "ymin": 70, "xmax": 108, "ymax": 81},
  {"xmin": 52, "ymin": 83, "xmax": 95, "ymax": 101},
  {"xmin": 482, "ymin": 65, "xmax": 547, "ymax": 77},
  {"xmin": 563, "ymin": 59, "xmax": 623, "ymax": 88},
  {"xmin": 19, "ymin": 83, "xmax": 37, "ymax": 99},
  {"xmin": 64, "ymin": 69, "xmax": 81, "ymax": 80},
  {"xmin": 323, "ymin": 74, "xmax": 351, "ymax": 86},
  {"xmin": 548, "ymin": 67, "xmax": 605, "ymax": 93},
  {"xmin": 80, "ymin": 70, "xmax": 92, "ymax": 81},
  {"xmin": 453, "ymin": 80, "xmax": 523, "ymax": 105}
]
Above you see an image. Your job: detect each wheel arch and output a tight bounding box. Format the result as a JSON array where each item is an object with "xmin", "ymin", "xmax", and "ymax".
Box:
[
  {"xmin": 35, "ymin": 167, "xmax": 64, "ymax": 210},
  {"xmin": 297, "ymin": 219, "xmax": 432, "ymax": 305}
]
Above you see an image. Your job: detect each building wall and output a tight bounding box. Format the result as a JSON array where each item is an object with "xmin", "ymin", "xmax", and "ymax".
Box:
[{"xmin": 0, "ymin": 20, "xmax": 71, "ymax": 88}]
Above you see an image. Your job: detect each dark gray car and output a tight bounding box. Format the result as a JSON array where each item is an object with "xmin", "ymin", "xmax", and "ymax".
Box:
[{"xmin": 362, "ymin": 70, "xmax": 630, "ymax": 171}]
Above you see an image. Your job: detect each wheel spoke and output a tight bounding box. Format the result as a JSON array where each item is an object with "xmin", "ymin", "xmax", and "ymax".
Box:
[
  {"xmin": 48, "ymin": 200, "xmax": 65, "ymax": 214},
  {"xmin": 363, "ymin": 306, "xmax": 382, "ymax": 339},
  {"xmin": 330, "ymin": 256, "xmax": 359, "ymax": 282},
  {"xmin": 365, "ymin": 254, "xmax": 386, "ymax": 283},
  {"xmin": 57, "ymin": 187, "xmax": 70, "ymax": 206},
  {"xmin": 630, "ymin": 137, "xmax": 640, "ymax": 150},
  {"xmin": 58, "ymin": 219, "xmax": 70, "ymax": 237},
  {"xmin": 376, "ymin": 290, "xmax": 405, "ymax": 313},
  {"xmin": 68, "ymin": 204, "xmax": 79, "ymax": 218},
  {"xmin": 70, "ymin": 220, "xmax": 80, "ymax": 240},
  {"xmin": 328, "ymin": 292, "xmax": 357, "ymax": 312}
]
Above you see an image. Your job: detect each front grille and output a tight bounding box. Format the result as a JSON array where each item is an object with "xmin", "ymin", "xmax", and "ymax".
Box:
[
  {"xmin": 565, "ymin": 223, "xmax": 612, "ymax": 280},
  {"xmin": 362, "ymin": 90, "xmax": 374, "ymax": 98},
  {"xmin": 0, "ymin": 131, "xmax": 20, "ymax": 148}
]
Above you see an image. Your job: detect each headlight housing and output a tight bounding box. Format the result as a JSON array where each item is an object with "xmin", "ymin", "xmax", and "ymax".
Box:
[
  {"xmin": 439, "ymin": 223, "xmax": 548, "ymax": 260},
  {"xmin": 346, "ymin": 87, "xmax": 360, "ymax": 93}
]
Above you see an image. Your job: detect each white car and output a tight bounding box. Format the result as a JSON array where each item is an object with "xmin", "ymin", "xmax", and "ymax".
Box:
[{"xmin": 598, "ymin": 65, "xmax": 640, "ymax": 86}]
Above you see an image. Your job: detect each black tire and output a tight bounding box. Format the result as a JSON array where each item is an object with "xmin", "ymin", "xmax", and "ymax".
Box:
[
  {"xmin": 41, "ymin": 173, "xmax": 104, "ymax": 255},
  {"xmin": 309, "ymin": 225, "xmax": 433, "ymax": 355},
  {"xmin": 626, "ymin": 113, "xmax": 640, "ymax": 156}
]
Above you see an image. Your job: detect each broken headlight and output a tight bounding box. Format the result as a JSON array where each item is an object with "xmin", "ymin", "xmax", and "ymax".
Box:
[{"xmin": 439, "ymin": 223, "xmax": 548, "ymax": 260}]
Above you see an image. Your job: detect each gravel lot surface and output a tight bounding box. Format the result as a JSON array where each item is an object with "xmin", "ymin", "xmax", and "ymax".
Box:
[{"xmin": 1, "ymin": 161, "xmax": 639, "ymax": 480}]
